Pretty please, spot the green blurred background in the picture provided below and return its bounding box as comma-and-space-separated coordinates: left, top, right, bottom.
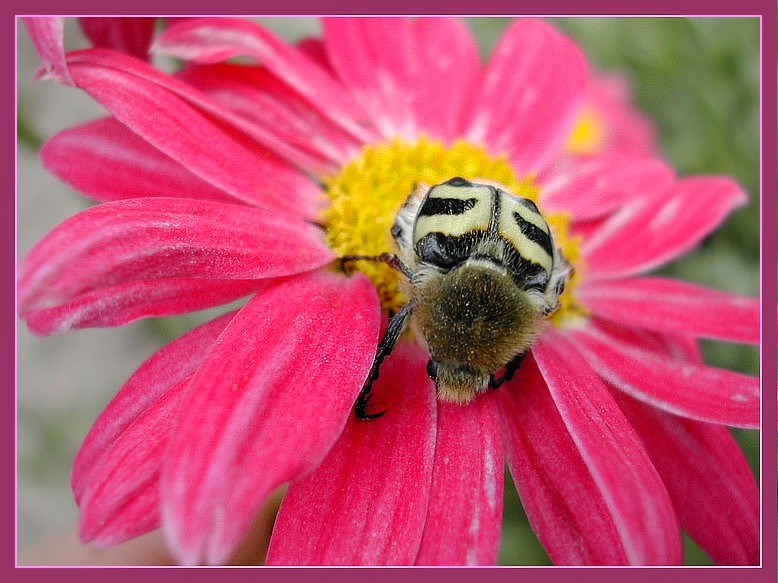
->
17, 17, 760, 566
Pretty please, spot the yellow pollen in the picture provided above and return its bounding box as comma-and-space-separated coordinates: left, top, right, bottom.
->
323, 136, 586, 325
565, 106, 607, 156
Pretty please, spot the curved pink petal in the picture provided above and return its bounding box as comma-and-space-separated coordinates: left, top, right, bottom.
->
23, 278, 264, 335
62, 45, 334, 192
64, 48, 324, 219
18, 197, 333, 313
415, 395, 504, 565
73, 313, 235, 546
152, 17, 373, 143
161, 271, 381, 565
534, 331, 682, 565
615, 393, 759, 565
78, 377, 189, 547
463, 19, 588, 174
40, 117, 239, 204
179, 64, 358, 172
23, 17, 73, 85
267, 338, 436, 566
322, 17, 480, 140
173, 67, 332, 176
571, 320, 760, 428
72, 311, 235, 501
540, 153, 675, 220
579, 277, 759, 344
78, 17, 157, 60
582, 177, 748, 279
499, 355, 628, 564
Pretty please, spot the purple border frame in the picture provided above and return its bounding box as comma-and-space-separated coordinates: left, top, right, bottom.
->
7, 0, 776, 582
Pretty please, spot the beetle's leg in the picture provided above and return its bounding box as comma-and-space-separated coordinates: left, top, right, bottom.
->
340, 253, 414, 280
355, 298, 417, 420
489, 352, 526, 389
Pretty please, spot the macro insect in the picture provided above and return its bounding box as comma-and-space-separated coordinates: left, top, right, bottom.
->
344, 177, 571, 419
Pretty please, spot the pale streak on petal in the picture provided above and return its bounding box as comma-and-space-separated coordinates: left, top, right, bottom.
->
582, 177, 747, 279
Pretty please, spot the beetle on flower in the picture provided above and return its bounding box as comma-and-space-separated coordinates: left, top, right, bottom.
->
18, 16, 759, 566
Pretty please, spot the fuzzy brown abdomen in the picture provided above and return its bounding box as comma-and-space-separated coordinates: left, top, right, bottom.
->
412, 264, 540, 374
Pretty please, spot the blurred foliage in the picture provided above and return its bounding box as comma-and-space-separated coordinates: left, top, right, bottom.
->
17, 115, 43, 150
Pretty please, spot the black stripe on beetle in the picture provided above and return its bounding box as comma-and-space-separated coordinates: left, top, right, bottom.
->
418, 196, 478, 217
512, 211, 554, 257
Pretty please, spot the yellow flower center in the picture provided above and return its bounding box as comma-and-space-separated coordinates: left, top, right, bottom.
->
565, 106, 607, 155
323, 137, 585, 326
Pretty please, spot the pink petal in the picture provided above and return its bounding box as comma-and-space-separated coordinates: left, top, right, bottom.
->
583, 320, 702, 363
18, 197, 333, 314
73, 312, 235, 544
615, 393, 759, 565
582, 177, 748, 279
534, 331, 683, 565
322, 17, 480, 141
23, 17, 73, 85
463, 19, 588, 174
585, 72, 657, 156
23, 278, 264, 335
72, 312, 235, 500
161, 271, 381, 565
41, 117, 239, 204
78, 17, 157, 60
415, 395, 504, 565
661, 333, 704, 364
295, 38, 329, 70
65, 48, 324, 219
78, 377, 189, 546
178, 64, 359, 172
566, 215, 606, 244
267, 338, 436, 566
152, 17, 373, 143
540, 153, 675, 220
579, 276, 759, 344
594, 322, 706, 369
499, 354, 628, 564
572, 320, 760, 428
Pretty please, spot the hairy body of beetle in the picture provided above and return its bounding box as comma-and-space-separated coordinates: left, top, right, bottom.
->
345, 177, 570, 419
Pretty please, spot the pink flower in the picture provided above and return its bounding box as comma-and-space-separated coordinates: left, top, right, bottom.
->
19, 17, 759, 566
567, 71, 658, 157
